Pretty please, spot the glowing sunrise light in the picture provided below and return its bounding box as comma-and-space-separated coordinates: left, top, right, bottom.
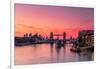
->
15, 4, 94, 38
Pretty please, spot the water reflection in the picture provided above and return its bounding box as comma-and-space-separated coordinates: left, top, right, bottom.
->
15, 44, 93, 65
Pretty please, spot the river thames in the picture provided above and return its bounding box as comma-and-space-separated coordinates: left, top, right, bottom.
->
15, 44, 93, 65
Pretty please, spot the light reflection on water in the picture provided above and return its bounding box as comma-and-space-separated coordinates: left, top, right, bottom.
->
15, 44, 93, 65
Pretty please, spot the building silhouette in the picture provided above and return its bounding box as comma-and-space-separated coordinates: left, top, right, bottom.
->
78, 30, 94, 47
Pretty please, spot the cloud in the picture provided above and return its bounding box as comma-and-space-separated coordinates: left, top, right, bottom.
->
17, 23, 41, 29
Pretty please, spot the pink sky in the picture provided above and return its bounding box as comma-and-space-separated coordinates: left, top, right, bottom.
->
15, 4, 94, 38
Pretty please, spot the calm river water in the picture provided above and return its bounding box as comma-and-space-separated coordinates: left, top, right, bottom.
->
15, 44, 93, 65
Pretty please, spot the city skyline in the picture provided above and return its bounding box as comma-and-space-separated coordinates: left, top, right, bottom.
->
15, 4, 94, 38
